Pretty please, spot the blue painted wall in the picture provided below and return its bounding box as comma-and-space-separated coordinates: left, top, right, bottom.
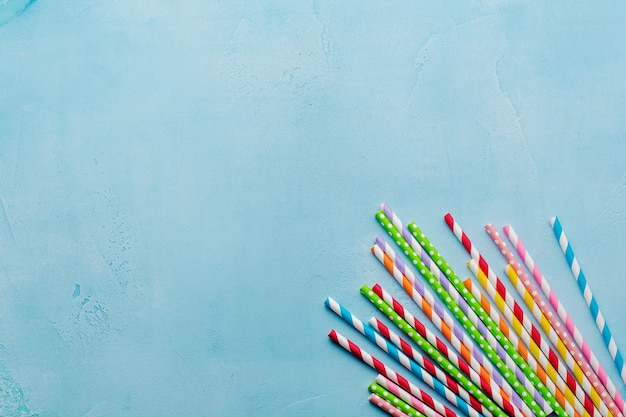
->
1, 1, 626, 416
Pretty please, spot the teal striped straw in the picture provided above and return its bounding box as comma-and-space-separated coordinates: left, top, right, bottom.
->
551, 216, 626, 385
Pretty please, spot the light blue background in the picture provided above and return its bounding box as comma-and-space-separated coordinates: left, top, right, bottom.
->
1, 1, 626, 416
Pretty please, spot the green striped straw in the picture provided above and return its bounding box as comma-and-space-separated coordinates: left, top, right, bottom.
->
369, 381, 425, 417
361, 284, 510, 417
404, 218, 568, 417
375, 210, 565, 417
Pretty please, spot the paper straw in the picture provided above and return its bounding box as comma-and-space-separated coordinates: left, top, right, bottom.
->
400, 220, 574, 417
467, 259, 596, 417
372, 242, 531, 417
371, 238, 545, 417
325, 297, 490, 417
366, 289, 529, 417
461, 273, 571, 413
373, 239, 467, 359
370, 232, 552, 415
378, 210, 554, 417
377, 206, 559, 417
369, 382, 424, 417
376, 375, 446, 417
487, 224, 623, 417
378, 208, 550, 415
369, 392, 413, 417
369, 316, 508, 417
372, 240, 489, 373
328, 329, 462, 417
551, 216, 626, 385
445, 213, 605, 417
370, 284, 522, 417
504, 224, 625, 412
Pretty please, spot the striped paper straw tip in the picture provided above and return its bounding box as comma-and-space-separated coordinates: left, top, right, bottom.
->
369, 382, 423, 417
326, 293, 493, 417
327, 329, 391, 378
328, 328, 461, 417
369, 392, 413, 417
375, 374, 449, 417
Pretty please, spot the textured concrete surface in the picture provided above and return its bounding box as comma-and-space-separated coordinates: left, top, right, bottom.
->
1, 1, 626, 416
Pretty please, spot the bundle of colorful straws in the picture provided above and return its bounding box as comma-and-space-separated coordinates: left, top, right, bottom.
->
325, 204, 626, 417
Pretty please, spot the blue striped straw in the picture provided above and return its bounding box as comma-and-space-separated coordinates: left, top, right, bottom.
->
550, 215, 626, 385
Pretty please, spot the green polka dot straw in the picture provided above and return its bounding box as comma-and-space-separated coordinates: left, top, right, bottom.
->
369, 381, 424, 417
375, 207, 566, 417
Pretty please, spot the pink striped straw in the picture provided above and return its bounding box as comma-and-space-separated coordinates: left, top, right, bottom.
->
503, 224, 625, 413
369, 392, 412, 417
446, 214, 609, 417
486, 225, 622, 417
376, 374, 446, 417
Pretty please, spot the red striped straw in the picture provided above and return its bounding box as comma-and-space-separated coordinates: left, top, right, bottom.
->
445, 213, 607, 417
467, 258, 601, 417
369, 392, 412, 417
376, 374, 446, 417
369, 316, 527, 417
463, 271, 584, 417
486, 224, 623, 417
382, 205, 555, 415
326, 296, 489, 417
503, 224, 625, 414
328, 329, 461, 417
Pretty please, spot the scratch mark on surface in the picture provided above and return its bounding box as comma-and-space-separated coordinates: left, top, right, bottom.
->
443, 136, 454, 187
599, 172, 626, 228
0, 0, 37, 27
320, 25, 335, 66
312, 1, 335, 69
451, 13, 496, 29
493, 54, 538, 182
277, 392, 326, 415
229, 6, 250, 42
82, 400, 134, 417
405, 33, 433, 110
292, 246, 327, 286
494, 56, 521, 125
406, 13, 496, 112
11, 115, 24, 191
217, 373, 237, 416
0, 196, 15, 244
